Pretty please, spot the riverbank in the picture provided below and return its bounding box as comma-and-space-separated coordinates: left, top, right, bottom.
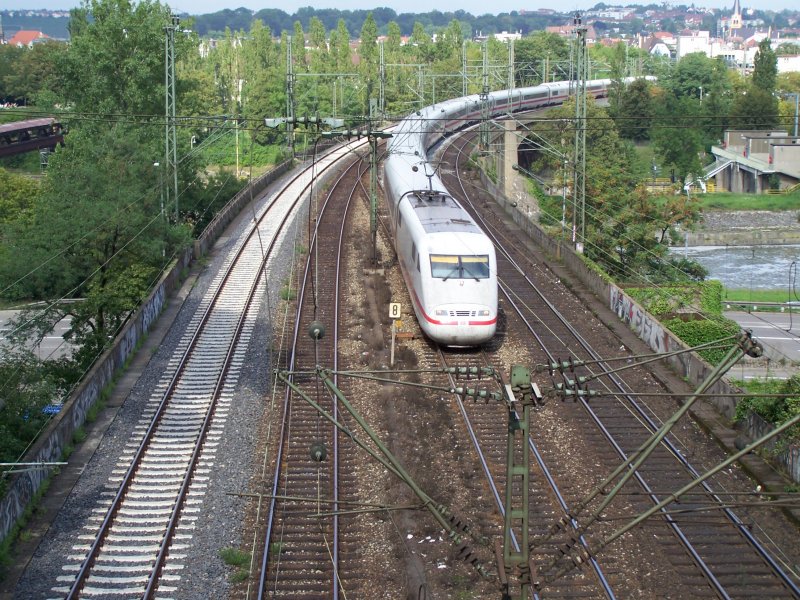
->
683, 209, 800, 246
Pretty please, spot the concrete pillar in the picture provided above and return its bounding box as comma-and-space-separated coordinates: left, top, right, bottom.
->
503, 119, 518, 198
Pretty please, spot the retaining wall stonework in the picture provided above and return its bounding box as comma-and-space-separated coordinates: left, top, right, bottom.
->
0, 161, 292, 545
482, 172, 800, 484
681, 210, 800, 247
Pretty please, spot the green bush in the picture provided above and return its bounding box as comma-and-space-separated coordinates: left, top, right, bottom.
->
735, 375, 800, 442
625, 280, 723, 318
662, 315, 741, 365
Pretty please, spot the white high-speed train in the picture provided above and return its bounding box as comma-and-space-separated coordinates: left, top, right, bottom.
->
383, 78, 626, 345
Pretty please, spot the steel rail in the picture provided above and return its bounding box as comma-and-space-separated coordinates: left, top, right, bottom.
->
66, 150, 353, 598
447, 129, 800, 597
257, 144, 370, 598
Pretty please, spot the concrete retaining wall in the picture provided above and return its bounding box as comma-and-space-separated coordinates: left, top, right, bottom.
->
683, 228, 800, 246
744, 412, 800, 485
481, 171, 800, 484
0, 161, 292, 545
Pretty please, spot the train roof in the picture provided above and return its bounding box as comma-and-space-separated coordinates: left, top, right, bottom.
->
406, 192, 482, 235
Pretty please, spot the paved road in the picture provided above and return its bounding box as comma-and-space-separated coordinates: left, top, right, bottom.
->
0, 310, 73, 360
725, 310, 800, 380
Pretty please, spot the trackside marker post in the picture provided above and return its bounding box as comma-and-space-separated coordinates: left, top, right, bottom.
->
389, 303, 401, 366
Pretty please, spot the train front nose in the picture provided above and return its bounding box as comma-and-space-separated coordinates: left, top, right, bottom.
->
429, 304, 496, 346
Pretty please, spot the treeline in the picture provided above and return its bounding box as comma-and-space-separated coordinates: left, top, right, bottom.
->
0, 13, 71, 40
191, 7, 564, 38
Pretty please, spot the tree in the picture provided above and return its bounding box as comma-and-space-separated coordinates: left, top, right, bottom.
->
519, 97, 696, 281
333, 19, 352, 71
666, 52, 724, 100
513, 31, 569, 86
0, 347, 71, 471
386, 21, 402, 54
293, 21, 306, 71
309, 16, 327, 50
775, 43, 800, 57
605, 42, 628, 120
3, 41, 65, 106
58, 0, 178, 115
752, 38, 777, 94
411, 21, 433, 63
0, 124, 179, 368
0, 45, 23, 102
359, 13, 379, 111
652, 93, 704, 183
0, 168, 39, 225
0, 0, 210, 369
616, 78, 654, 141
0, 40, 67, 108
730, 87, 779, 129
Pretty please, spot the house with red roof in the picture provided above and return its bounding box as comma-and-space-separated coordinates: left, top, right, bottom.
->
8, 30, 50, 48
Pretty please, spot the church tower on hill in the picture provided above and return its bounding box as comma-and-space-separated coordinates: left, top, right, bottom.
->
730, 0, 743, 36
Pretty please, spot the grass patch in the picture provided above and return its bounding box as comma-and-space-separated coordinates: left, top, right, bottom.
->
219, 547, 251, 584
229, 569, 250, 583
72, 427, 87, 444
697, 193, 800, 211
723, 288, 799, 305
733, 375, 800, 445
0, 475, 53, 582
219, 547, 250, 568
270, 541, 283, 556
85, 397, 106, 424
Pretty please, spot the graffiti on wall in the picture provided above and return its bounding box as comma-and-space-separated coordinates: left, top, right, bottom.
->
609, 285, 668, 354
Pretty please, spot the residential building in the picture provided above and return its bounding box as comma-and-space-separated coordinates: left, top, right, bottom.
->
8, 30, 49, 48
710, 130, 800, 193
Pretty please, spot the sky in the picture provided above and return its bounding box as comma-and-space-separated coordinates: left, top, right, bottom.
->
5, 1, 799, 17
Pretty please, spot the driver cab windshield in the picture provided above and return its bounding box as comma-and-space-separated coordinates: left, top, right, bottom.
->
430, 254, 490, 280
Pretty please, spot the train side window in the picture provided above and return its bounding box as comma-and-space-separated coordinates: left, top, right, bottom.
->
398, 211, 402, 228
416, 253, 420, 272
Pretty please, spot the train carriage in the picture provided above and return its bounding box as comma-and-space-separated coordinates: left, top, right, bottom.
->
383, 77, 651, 345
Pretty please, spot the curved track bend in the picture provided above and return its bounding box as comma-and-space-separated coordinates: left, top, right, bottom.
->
435, 130, 800, 598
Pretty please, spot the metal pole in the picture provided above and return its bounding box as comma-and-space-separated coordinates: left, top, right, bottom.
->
164, 14, 179, 221
462, 40, 468, 97
480, 41, 490, 151
508, 39, 514, 110
379, 41, 386, 119
572, 13, 587, 251
286, 36, 295, 157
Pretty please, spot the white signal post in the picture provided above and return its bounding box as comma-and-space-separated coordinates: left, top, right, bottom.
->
389, 303, 401, 366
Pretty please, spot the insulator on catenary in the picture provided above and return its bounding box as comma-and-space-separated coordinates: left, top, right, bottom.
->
309, 441, 327, 462
308, 320, 325, 340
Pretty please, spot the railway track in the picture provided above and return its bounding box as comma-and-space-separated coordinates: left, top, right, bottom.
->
51, 124, 799, 599
435, 130, 800, 598
55, 143, 366, 599
256, 150, 372, 598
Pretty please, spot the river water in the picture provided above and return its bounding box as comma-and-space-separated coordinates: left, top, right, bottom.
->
671, 244, 800, 290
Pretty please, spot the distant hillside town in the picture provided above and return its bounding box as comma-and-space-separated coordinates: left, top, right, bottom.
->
1, 3, 799, 72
